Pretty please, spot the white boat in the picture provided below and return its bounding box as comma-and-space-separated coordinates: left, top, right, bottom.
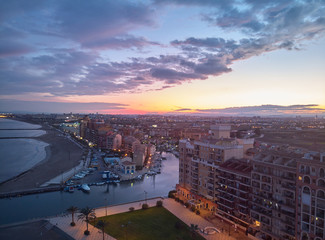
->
81, 184, 90, 192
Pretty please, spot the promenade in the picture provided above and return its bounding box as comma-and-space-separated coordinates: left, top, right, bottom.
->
48, 197, 250, 240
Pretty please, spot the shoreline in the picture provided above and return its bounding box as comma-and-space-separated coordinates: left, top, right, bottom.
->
0, 119, 84, 193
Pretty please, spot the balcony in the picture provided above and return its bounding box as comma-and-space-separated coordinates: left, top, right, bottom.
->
251, 205, 272, 217
208, 173, 214, 179
261, 184, 271, 192
261, 176, 271, 184
252, 173, 260, 180
191, 162, 198, 167
218, 194, 235, 203
282, 182, 295, 191
192, 174, 198, 180
283, 191, 294, 199
281, 174, 296, 182
316, 199, 325, 209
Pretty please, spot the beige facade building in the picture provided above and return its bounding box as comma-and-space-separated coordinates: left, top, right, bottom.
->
216, 159, 252, 228
250, 150, 302, 240
178, 137, 244, 211
210, 125, 231, 139
133, 142, 147, 168
296, 152, 325, 240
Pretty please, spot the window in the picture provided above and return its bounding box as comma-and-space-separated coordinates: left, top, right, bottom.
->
300, 165, 305, 174
303, 176, 311, 184
316, 190, 325, 199
318, 179, 325, 188
320, 168, 325, 178
303, 186, 311, 195
301, 232, 309, 240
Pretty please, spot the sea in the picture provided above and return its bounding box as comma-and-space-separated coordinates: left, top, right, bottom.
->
0, 118, 179, 225
0, 118, 47, 183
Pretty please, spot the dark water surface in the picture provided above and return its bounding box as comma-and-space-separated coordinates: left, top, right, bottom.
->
0, 153, 178, 225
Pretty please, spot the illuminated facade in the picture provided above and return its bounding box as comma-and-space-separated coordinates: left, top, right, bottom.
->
296, 152, 325, 240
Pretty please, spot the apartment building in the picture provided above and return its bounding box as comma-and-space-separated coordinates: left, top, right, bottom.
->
216, 159, 252, 228
296, 152, 325, 240
178, 137, 244, 211
250, 151, 302, 240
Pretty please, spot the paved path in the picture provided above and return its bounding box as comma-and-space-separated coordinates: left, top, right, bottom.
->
48, 198, 162, 240
48, 197, 248, 240
163, 198, 244, 240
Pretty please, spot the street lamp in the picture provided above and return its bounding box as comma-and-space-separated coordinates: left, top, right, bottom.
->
105, 198, 108, 216
144, 191, 147, 204
121, 221, 131, 240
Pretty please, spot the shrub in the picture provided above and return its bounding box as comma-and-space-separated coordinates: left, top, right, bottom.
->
142, 203, 149, 209
184, 202, 190, 208
84, 230, 90, 235
179, 200, 184, 204
156, 200, 163, 207
190, 206, 196, 212
168, 190, 176, 198
175, 197, 180, 202
196, 210, 200, 215
129, 207, 135, 211
70, 222, 76, 226
174, 221, 183, 230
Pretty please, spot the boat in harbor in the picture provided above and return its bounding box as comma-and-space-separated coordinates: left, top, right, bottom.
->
68, 186, 74, 193
81, 184, 90, 192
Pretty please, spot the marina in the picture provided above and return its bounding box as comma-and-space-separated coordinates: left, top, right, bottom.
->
0, 152, 178, 225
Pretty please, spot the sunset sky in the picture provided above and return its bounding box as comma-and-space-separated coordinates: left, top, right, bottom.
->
1, 0, 325, 116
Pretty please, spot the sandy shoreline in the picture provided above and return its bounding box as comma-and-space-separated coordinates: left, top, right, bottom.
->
0, 121, 84, 193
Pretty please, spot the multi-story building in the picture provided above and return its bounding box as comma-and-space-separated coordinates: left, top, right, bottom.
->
250, 150, 302, 240
133, 143, 147, 168
146, 144, 156, 157
107, 133, 122, 150
178, 136, 244, 211
216, 159, 252, 228
296, 152, 325, 240
123, 136, 140, 153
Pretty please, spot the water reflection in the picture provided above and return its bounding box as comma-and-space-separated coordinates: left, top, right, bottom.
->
0, 153, 178, 225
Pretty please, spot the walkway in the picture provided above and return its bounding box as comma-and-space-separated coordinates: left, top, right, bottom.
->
47, 198, 162, 240
48, 197, 250, 240
163, 198, 249, 240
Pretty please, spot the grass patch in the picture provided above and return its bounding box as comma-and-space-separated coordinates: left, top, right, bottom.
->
91, 207, 204, 240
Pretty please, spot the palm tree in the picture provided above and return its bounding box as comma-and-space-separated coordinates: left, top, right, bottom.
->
96, 220, 109, 240
66, 206, 78, 226
78, 206, 96, 235
190, 224, 199, 239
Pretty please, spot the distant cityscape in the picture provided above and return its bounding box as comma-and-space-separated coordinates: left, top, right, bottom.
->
1, 113, 324, 239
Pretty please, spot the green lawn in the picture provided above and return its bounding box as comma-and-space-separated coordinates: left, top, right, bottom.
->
91, 206, 205, 240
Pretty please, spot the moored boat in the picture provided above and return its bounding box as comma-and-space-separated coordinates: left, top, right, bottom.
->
81, 184, 90, 192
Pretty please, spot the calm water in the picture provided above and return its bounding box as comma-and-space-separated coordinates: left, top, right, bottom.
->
0, 118, 41, 129
0, 129, 46, 138
0, 139, 49, 182
0, 118, 48, 183
0, 153, 179, 225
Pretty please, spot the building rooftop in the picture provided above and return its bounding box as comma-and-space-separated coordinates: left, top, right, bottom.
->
219, 159, 252, 175
122, 161, 135, 166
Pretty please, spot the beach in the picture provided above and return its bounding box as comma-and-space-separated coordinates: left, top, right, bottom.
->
0, 121, 84, 193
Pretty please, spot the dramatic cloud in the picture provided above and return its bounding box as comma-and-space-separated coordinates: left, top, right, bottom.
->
0, 0, 324, 98
174, 104, 325, 116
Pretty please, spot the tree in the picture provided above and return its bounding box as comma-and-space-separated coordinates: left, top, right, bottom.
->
156, 200, 163, 207
96, 220, 109, 240
190, 224, 199, 239
78, 206, 96, 235
142, 203, 149, 209
66, 206, 78, 226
